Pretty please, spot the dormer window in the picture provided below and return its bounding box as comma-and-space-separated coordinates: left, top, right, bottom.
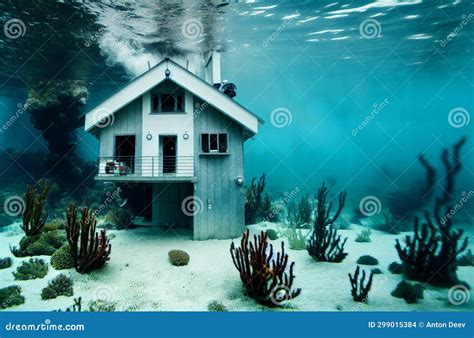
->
151, 91, 185, 113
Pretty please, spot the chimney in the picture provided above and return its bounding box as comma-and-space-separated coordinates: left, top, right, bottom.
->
205, 51, 221, 85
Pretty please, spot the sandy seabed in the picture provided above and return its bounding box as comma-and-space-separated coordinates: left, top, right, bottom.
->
1, 222, 473, 312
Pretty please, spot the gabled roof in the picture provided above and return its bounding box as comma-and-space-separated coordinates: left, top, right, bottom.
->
84, 58, 263, 137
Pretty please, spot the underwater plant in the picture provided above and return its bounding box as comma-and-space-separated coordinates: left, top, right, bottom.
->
66, 203, 112, 273
105, 207, 134, 230
395, 138, 469, 287
41, 274, 74, 300
355, 227, 372, 243
287, 195, 311, 227
0, 286, 25, 309
207, 300, 228, 312
13, 258, 48, 280
10, 229, 67, 257
89, 299, 116, 312
0, 257, 12, 269
244, 172, 271, 224
56, 297, 83, 312
356, 255, 379, 266
457, 249, 474, 267
168, 250, 190, 266
391, 281, 424, 304
265, 229, 279, 240
282, 224, 308, 250
230, 230, 301, 307
348, 266, 374, 303
51, 244, 75, 270
307, 182, 348, 263
21, 180, 50, 236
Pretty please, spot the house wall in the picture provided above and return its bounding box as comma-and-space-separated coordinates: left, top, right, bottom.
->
193, 97, 245, 240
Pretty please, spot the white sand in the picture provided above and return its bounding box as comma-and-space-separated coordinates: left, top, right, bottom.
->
0, 222, 472, 312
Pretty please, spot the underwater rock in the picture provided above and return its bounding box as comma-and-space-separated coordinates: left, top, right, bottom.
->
13, 258, 48, 280
372, 268, 383, 274
265, 229, 279, 240
168, 250, 190, 266
356, 255, 379, 266
0, 286, 25, 309
41, 274, 74, 300
0, 257, 12, 269
51, 244, 74, 270
207, 300, 228, 312
388, 262, 403, 274
391, 281, 424, 304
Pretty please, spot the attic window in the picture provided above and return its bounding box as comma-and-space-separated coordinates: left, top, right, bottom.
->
151, 91, 185, 113
201, 133, 228, 154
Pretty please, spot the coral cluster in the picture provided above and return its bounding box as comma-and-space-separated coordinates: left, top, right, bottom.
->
66, 203, 111, 273
230, 230, 301, 307
11, 230, 66, 257
50, 244, 75, 270
307, 182, 348, 262
0, 286, 25, 309
208, 300, 228, 312
356, 255, 379, 266
88, 299, 116, 312
168, 250, 190, 266
41, 274, 74, 300
13, 258, 48, 280
21, 180, 50, 236
391, 281, 424, 304
0, 257, 12, 269
348, 266, 374, 303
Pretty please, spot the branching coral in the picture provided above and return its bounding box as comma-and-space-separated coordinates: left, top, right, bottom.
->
41, 274, 74, 300
22, 180, 50, 236
13, 258, 48, 280
230, 230, 301, 307
66, 203, 111, 273
244, 173, 271, 224
348, 266, 374, 303
287, 195, 311, 226
307, 182, 348, 262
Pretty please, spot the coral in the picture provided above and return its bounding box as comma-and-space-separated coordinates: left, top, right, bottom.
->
51, 244, 74, 270
244, 173, 271, 224
21, 180, 50, 236
282, 224, 308, 250
457, 249, 474, 267
168, 250, 190, 266
391, 281, 424, 304
395, 137, 469, 287
11, 230, 67, 257
348, 266, 374, 303
41, 274, 74, 300
307, 182, 348, 263
372, 268, 383, 274
388, 261, 403, 274
230, 230, 301, 307
356, 255, 379, 266
105, 208, 134, 230
287, 195, 311, 226
42, 220, 65, 232
56, 297, 83, 312
0, 257, 12, 269
355, 228, 372, 243
66, 203, 111, 273
13, 258, 48, 280
89, 299, 116, 312
265, 229, 279, 240
0, 286, 25, 309
208, 300, 228, 312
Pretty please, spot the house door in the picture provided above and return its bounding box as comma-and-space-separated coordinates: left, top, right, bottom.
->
160, 135, 177, 174
115, 135, 135, 173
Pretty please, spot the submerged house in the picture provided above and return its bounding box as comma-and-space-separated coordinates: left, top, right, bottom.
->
84, 53, 262, 240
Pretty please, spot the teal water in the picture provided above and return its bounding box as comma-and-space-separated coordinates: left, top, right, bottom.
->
0, 1, 472, 207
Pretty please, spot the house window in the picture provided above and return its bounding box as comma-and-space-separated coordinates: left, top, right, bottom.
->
201, 133, 228, 153
151, 92, 185, 113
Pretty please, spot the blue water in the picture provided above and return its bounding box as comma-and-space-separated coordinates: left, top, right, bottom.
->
0, 0, 472, 203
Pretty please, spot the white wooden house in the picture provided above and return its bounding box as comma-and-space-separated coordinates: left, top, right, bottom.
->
84, 53, 262, 240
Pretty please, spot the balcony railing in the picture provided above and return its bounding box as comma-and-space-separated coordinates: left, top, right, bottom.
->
97, 156, 194, 179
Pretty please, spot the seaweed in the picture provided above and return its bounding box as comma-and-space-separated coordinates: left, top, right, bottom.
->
244, 173, 271, 224
41, 274, 74, 300
395, 138, 469, 287
348, 266, 374, 303
355, 228, 372, 243
66, 203, 111, 273
13, 258, 48, 280
287, 195, 311, 226
307, 182, 348, 262
21, 180, 50, 236
0, 286, 25, 309
282, 224, 308, 250
230, 230, 301, 307
0, 257, 12, 269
